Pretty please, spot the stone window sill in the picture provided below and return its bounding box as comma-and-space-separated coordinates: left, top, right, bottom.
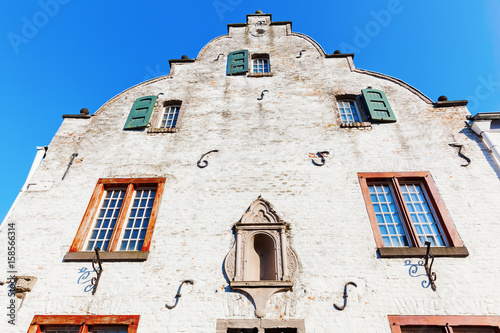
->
340, 122, 372, 128
230, 281, 293, 288
64, 251, 149, 262
248, 72, 273, 77
148, 127, 178, 134
377, 246, 469, 258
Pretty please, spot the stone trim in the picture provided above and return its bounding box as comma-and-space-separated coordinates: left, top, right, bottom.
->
434, 100, 469, 107
378, 246, 469, 258
216, 319, 305, 333
64, 251, 149, 262
340, 122, 372, 129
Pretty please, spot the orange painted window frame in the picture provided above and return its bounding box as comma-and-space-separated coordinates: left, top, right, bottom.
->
69, 178, 166, 253
27, 315, 140, 333
388, 315, 500, 332
358, 172, 463, 248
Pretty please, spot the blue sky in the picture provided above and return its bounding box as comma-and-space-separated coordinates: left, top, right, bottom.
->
1, 0, 499, 222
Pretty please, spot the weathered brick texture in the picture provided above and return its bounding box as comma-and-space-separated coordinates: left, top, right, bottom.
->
1, 13, 500, 333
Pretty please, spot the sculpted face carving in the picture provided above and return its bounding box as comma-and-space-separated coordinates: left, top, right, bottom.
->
224, 197, 299, 318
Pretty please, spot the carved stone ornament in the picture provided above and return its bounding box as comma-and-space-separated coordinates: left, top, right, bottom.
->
224, 197, 299, 318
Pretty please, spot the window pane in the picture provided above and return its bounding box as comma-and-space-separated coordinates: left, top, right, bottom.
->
337, 100, 361, 123
253, 58, 270, 73
400, 184, 446, 246
160, 105, 180, 129
369, 184, 409, 247
120, 189, 156, 251
86, 189, 126, 251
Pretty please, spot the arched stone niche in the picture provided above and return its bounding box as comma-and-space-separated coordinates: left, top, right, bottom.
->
224, 198, 299, 318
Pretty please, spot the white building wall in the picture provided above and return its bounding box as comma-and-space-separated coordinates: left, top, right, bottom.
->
1, 13, 500, 333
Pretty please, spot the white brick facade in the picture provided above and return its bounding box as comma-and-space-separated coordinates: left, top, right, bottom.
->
1, 12, 500, 333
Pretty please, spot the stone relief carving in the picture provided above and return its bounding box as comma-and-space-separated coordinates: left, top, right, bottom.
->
223, 197, 299, 318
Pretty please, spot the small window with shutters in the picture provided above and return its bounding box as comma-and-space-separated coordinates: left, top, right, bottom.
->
227, 50, 249, 75
123, 96, 157, 130
361, 88, 396, 123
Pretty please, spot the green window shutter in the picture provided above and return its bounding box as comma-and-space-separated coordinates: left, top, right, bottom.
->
226, 50, 249, 75
361, 89, 396, 123
123, 96, 157, 130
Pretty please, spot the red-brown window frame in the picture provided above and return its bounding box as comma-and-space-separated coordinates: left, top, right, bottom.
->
27, 315, 140, 333
69, 178, 165, 253
358, 172, 464, 255
388, 315, 500, 333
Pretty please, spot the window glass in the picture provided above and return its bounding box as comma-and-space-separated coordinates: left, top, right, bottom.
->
86, 189, 126, 251
369, 184, 409, 247
338, 100, 361, 123
400, 183, 446, 246
120, 188, 156, 251
253, 58, 270, 73
160, 105, 180, 129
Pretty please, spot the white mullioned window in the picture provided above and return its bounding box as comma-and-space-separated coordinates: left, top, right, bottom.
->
160, 105, 180, 129
337, 100, 362, 123
252, 57, 270, 73
119, 187, 156, 251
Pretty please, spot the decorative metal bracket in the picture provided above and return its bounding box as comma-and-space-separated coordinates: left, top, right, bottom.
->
165, 279, 194, 309
257, 90, 269, 100
296, 49, 306, 58
334, 281, 357, 311
312, 151, 329, 166
62, 153, 78, 180
214, 53, 224, 61
448, 144, 471, 167
197, 150, 219, 168
91, 247, 103, 295
423, 242, 437, 291
157, 92, 164, 98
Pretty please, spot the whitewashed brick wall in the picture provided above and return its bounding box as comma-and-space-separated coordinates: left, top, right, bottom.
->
2, 13, 500, 333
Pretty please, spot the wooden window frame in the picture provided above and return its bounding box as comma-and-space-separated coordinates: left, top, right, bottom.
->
388, 315, 500, 333
64, 178, 165, 262
27, 315, 139, 333
358, 172, 468, 258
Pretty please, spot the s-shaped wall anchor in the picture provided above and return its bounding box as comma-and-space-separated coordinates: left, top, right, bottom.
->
312, 151, 329, 166
334, 281, 357, 311
197, 150, 219, 168
214, 53, 224, 61
165, 280, 194, 309
257, 90, 269, 100
296, 50, 306, 58
448, 143, 471, 167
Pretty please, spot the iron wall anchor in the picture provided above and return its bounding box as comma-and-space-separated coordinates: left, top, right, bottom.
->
257, 90, 269, 100
166, 280, 194, 309
197, 150, 219, 168
424, 241, 437, 291
334, 281, 357, 311
448, 143, 471, 167
91, 247, 103, 295
62, 153, 78, 180
312, 151, 329, 166
214, 53, 224, 61
296, 50, 306, 58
